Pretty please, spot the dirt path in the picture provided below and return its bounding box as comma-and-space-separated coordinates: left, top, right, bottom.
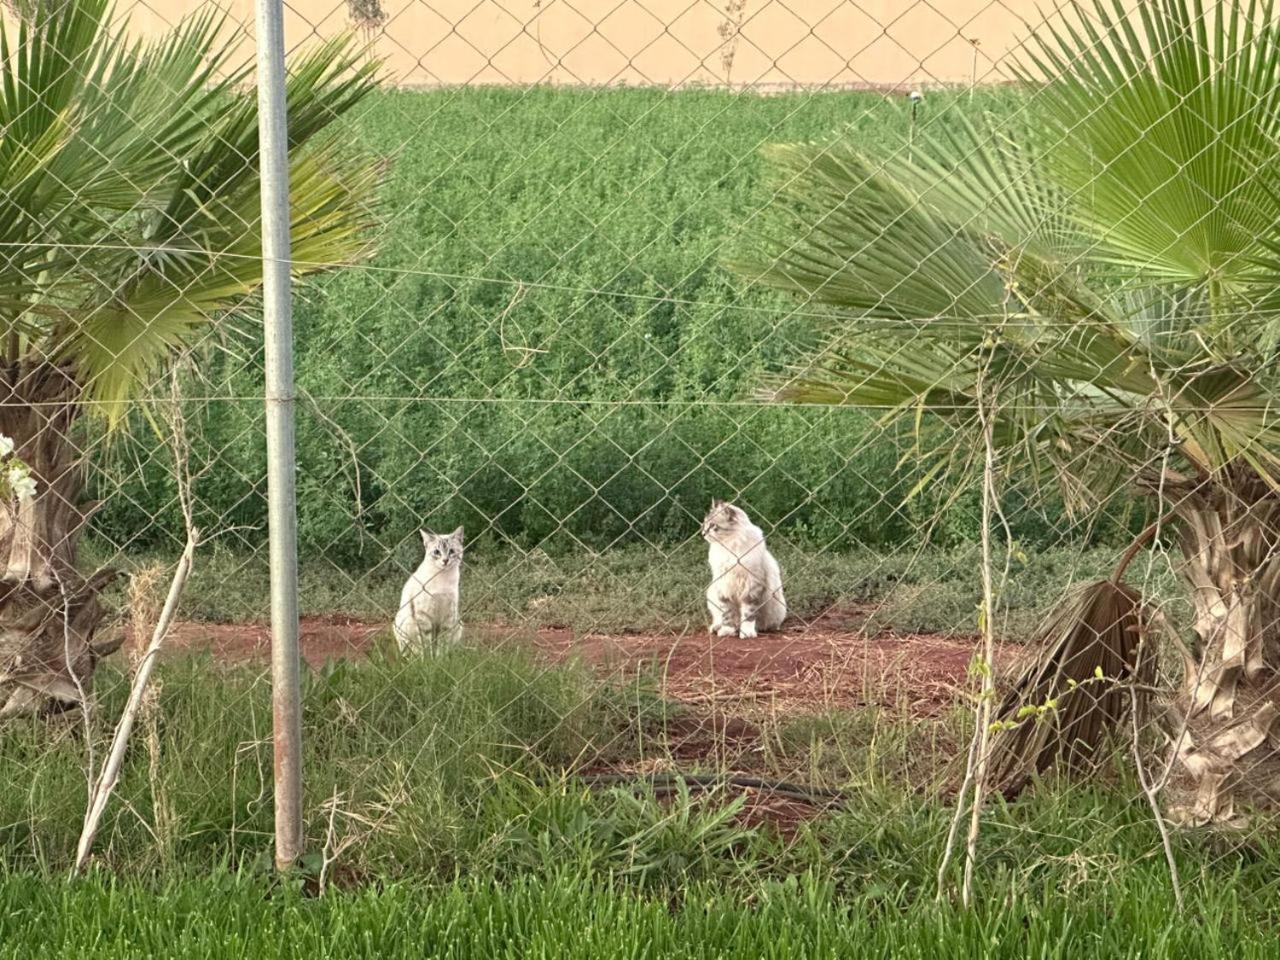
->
156, 607, 1011, 716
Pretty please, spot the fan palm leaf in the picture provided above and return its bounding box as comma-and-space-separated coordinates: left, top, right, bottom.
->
0, 2, 381, 417
738, 0, 1280, 493
736, 0, 1280, 821
0, 0, 383, 719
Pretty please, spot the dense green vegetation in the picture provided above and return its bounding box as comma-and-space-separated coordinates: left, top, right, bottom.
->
89, 86, 1106, 566
0, 643, 1203, 880
3, 867, 1277, 959
0, 649, 1275, 956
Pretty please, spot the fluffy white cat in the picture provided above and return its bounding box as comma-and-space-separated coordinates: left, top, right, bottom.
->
394, 527, 464, 652
701, 500, 786, 639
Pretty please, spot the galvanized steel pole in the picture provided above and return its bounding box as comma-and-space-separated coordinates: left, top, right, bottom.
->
255, 0, 304, 871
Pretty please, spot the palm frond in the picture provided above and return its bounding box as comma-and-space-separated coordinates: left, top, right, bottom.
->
1021, 0, 1280, 307
729, 141, 1008, 325
0, 5, 386, 418
985, 579, 1155, 799
45, 8, 247, 218
0, 0, 106, 264
736, 0, 1280, 508
152, 35, 377, 250
893, 112, 1082, 265
60, 145, 382, 420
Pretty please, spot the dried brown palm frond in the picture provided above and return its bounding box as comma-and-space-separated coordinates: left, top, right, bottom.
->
984, 577, 1158, 800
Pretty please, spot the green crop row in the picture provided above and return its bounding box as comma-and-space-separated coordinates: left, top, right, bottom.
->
89, 86, 1103, 564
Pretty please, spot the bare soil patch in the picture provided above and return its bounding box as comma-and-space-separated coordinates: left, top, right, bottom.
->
156, 606, 1011, 716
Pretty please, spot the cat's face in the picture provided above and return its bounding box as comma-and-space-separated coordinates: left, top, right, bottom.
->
421, 526, 464, 568
701, 500, 745, 542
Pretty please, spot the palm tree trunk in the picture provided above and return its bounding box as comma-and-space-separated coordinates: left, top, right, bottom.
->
0, 361, 117, 717
1165, 473, 1280, 825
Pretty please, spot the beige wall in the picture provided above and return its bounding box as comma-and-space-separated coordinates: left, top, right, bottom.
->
120, 1, 1054, 89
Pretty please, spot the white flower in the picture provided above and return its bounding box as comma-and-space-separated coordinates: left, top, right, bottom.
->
7, 465, 35, 501
11, 475, 36, 500
0, 435, 13, 458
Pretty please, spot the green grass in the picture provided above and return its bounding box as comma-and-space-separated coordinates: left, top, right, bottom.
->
86, 538, 1187, 642
0, 645, 652, 877
2, 867, 1279, 959
1, 641, 952, 879
0, 642, 1260, 887
2, 636, 1277, 954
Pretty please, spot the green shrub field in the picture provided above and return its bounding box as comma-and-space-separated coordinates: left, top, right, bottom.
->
88, 86, 1104, 566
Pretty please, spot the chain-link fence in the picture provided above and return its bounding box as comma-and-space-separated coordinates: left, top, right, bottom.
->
3, 0, 1280, 919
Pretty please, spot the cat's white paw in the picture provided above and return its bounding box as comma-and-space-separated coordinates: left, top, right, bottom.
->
715, 625, 737, 638
738, 622, 758, 639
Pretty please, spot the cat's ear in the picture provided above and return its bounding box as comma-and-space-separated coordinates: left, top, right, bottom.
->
419, 529, 433, 547
451, 526, 464, 543
710, 498, 723, 509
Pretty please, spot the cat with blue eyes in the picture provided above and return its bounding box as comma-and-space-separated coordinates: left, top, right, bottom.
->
701, 500, 786, 639
394, 527, 464, 653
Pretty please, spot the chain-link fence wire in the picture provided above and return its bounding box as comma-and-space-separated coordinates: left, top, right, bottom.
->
3, 0, 1280, 907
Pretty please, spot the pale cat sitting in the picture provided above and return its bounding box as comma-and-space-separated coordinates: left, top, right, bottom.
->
394, 527, 464, 652
701, 500, 786, 639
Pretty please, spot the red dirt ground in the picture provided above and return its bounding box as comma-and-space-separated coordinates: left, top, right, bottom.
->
156, 606, 1013, 717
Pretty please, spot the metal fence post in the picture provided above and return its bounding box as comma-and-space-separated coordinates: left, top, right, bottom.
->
255, 0, 304, 871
